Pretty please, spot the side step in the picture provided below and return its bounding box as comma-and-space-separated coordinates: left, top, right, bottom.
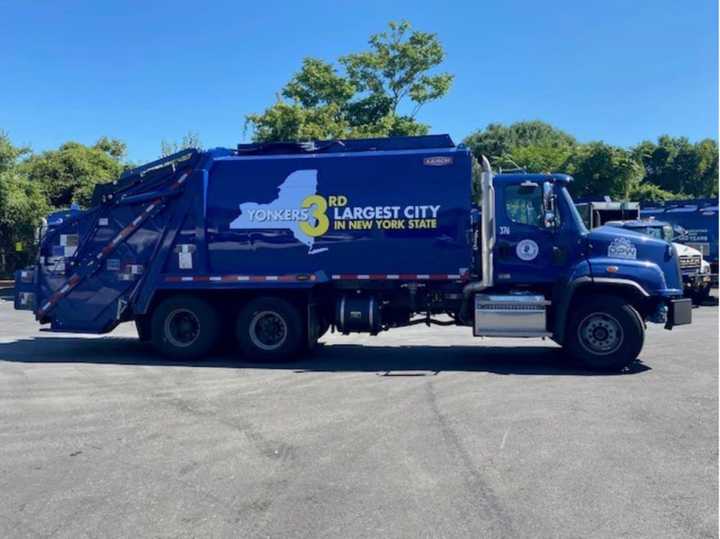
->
473, 294, 551, 338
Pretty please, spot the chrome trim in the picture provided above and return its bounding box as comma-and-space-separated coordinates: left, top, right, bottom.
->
474, 294, 549, 337
462, 155, 495, 307
480, 155, 495, 290
368, 296, 374, 329
339, 296, 346, 331
592, 277, 650, 297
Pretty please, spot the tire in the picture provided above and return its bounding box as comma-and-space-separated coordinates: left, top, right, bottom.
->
691, 285, 710, 306
236, 296, 304, 361
317, 318, 331, 340
135, 315, 151, 342
150, 295, 220, 360
564, 295, 644, 372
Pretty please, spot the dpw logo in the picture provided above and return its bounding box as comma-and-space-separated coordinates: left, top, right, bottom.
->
608, 237, 637, 260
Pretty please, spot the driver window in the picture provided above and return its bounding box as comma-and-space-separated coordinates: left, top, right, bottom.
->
505, 185, 543, 227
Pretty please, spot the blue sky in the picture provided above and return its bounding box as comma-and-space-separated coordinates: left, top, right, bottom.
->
1, 0, 717, 163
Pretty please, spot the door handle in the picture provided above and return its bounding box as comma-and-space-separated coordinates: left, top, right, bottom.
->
497, 240, 514, 258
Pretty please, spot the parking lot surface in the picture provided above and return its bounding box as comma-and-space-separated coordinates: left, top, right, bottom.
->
0, 289, 717, 538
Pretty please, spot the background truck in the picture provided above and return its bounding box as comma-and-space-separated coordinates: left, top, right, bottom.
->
640, 199, 719, 282
603, 219, 712, 304
14, 135, 691, 372
576, 199, 640, 229
576, 199, 715, 301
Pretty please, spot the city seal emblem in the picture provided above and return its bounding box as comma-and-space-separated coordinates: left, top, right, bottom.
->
516, 239, 539, 261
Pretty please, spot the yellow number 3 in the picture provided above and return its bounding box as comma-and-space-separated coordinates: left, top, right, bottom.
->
299, 195, 329, 237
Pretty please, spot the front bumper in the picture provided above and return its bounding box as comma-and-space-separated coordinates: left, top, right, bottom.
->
665, 297, 692, 329
682, 271, 711, 292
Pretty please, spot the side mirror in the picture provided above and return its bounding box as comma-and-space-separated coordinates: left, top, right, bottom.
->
543, 182, 557, 228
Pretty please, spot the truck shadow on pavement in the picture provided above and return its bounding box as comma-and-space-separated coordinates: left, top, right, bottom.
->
0, 336, 651, 376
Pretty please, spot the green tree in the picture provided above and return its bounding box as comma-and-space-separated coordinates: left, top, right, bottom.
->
0, 130, 30, 173
503, 144, 575, 173
628, 182, 678, 202
464, 121, 577, 167
20, 138, 125, 207
94, 136, 127, 160
694, 138, 719, 197
161, 130, 202, 157
632, 136, 719, 197
568, 143, 644, 200
246, 20, 453, 142
0, 133, 50, 275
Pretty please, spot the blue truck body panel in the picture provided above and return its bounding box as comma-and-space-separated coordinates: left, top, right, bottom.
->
585, 225, 683, 295
203, 147, 472, 277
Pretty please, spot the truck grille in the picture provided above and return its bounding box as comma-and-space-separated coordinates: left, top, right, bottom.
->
679, 254, 701, 270
687, 242, 709, 256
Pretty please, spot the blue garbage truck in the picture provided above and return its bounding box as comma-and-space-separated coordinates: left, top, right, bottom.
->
14, 135, 692, 371
640, 199, 719, 279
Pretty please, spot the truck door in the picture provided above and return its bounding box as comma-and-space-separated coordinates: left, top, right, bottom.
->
494, 181, 572, 284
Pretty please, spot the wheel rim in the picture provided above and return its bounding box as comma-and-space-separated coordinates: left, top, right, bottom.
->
165, 309, 201, 348
249, 311, 287, 351
577, 312, 624, 356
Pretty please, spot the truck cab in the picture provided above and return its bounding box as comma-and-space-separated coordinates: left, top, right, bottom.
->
468, 161, 690, 369
14, 136, 692, 372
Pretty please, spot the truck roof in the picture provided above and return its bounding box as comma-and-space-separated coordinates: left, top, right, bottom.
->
235, 134, 457, 155
493, 173, 573, 185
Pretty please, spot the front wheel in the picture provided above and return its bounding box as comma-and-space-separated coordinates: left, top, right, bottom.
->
691, 284, 711, 305
564, 295, 644, 372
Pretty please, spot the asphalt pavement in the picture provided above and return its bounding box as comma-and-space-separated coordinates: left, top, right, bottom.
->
0, 288, 717, 538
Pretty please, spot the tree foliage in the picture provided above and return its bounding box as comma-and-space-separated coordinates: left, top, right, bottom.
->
567, 143, 644, 200
464, 121, 577, 167
0, 133, 50, 273
20, 138, 126, 207
633, 136, 718, 197
246, 20, 453, 142
0, 130, 30, 174
161, 131, 202, 157
464, 122, 717, 201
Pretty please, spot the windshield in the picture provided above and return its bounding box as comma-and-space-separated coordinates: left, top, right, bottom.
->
560, 187, 588, 234
627, 225, 673, 242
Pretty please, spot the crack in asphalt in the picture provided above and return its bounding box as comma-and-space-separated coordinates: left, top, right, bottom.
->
424, 381, 516, 538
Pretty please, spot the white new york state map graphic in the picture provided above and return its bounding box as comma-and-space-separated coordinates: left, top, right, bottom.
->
229, 169, 326, 253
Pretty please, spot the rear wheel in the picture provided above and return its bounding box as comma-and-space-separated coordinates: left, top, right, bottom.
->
317, 318, 331, 340
564, 295, 644, 372
236, 297, 304, 361
150, 296, 220, 360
